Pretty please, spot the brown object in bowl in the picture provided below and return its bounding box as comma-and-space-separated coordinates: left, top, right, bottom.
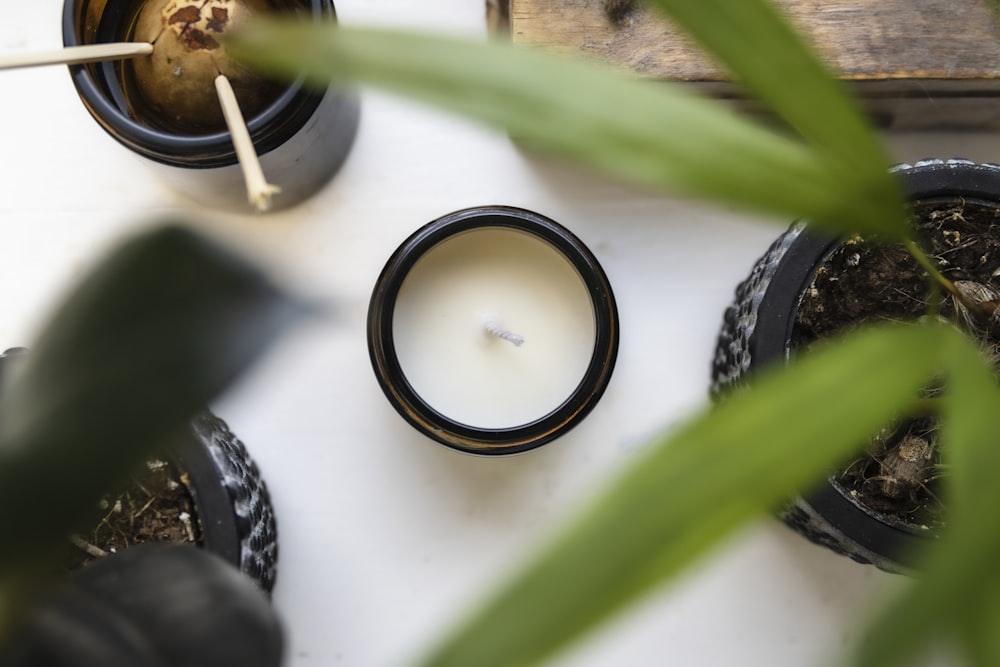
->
129, 0, 283, 132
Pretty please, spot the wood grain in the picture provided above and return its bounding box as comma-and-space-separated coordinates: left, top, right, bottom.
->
495, 0, 1000, 129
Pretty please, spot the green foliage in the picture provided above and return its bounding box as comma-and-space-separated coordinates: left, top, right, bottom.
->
228, 23, 906, 239
642, 0, 889, 174
0, 225, 305, 621
230, 2, 1000, 666
638, 0, 904, 235
854, 334, 1000, 667
419, 323, 954, 667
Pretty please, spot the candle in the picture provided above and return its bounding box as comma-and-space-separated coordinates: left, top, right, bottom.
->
368, 206, 619, 455
394, 227, 595, 428
61, 0, 359, 213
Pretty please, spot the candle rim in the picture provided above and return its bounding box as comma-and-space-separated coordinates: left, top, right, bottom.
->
368, 205, 619, 455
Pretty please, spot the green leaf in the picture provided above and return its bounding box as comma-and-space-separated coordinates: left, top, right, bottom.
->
643, 0, 892, 179
0, 224, 308, 575
419, 323, 950, 667
987, 0, 1000, 26
228, 23, 907, 239
953, 570, 1000, 667
853, 329, 1000, 667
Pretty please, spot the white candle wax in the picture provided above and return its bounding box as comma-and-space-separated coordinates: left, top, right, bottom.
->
392, 228, 596, 429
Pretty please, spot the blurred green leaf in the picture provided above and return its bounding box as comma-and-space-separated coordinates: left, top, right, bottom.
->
988, 0, 1000, 24
229, 23, 906, 239
419, 323, 950, 667
0, 224, 308, 576
643, 0, 893, 179
953, 570, 1000, 667
854, 329, 1000, 667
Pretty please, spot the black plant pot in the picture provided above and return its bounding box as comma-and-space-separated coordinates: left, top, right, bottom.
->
711, 158, 1000, 573
3, 544, 284, 667
167, 411, 279, 591
62, 0, 360, 213
0, 348, 279, 591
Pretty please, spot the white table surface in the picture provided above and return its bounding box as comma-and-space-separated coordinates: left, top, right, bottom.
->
2, 2, 995, 665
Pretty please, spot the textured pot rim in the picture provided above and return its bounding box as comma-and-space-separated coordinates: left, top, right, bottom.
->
750, 159, 1000, 567
170, 412, 278, 591
61, 0, 331, 168
367, 205, 620, 456
167, 418, 242, 566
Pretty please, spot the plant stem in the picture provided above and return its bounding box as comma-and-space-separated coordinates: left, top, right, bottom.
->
926, 278, 943, 320
905, 238, 1000, 325
903, 238, 967, 305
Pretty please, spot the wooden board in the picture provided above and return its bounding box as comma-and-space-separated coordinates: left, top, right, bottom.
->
492, 0, 1000, 129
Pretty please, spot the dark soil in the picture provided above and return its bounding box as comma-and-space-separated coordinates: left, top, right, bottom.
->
792, 197, 1000, 529
67, 458, 202, 569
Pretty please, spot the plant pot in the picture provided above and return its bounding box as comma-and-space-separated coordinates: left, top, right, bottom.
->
710, 158, 1000, 573
0, 348, 279, 591
62, 0, 360, 213
166, 410, 279, 591
3, 544, 285, 667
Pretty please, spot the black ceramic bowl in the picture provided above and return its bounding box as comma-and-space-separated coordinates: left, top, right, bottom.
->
62, 0, 359, 213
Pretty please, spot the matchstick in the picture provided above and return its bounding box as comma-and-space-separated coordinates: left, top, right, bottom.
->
0, 42, 153, 71
214, 74, 282, 213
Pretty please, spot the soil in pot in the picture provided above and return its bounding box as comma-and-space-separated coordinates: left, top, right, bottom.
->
66, 457, 201, 569
791, 196, 1000, 532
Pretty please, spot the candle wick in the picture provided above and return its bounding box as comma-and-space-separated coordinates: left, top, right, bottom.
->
484, 321, 525, 347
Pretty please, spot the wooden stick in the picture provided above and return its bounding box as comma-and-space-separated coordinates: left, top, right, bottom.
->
214, 74, 282, 213
0, 43, 153, 71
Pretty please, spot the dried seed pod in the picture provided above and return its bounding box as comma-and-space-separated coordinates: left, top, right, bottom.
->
129, 0, 283, 132
952, 279, 1000, 353
953, 279, 1000, 307
878, 434, 934, 499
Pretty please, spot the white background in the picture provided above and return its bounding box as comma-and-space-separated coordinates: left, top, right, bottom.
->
1, 2, 993, 665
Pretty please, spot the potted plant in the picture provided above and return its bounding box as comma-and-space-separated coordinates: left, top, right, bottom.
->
226, 0, 1000, 665
713, 158, 1000, 575
0, 348, 281, 592
0, 223, 308, 666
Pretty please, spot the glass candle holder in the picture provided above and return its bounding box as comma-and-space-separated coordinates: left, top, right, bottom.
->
62, 0, 360, 213
368, 206, 619, 455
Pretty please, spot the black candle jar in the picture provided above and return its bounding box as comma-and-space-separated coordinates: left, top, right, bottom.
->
368, 206, 619, 456
62, 0, 360, 213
